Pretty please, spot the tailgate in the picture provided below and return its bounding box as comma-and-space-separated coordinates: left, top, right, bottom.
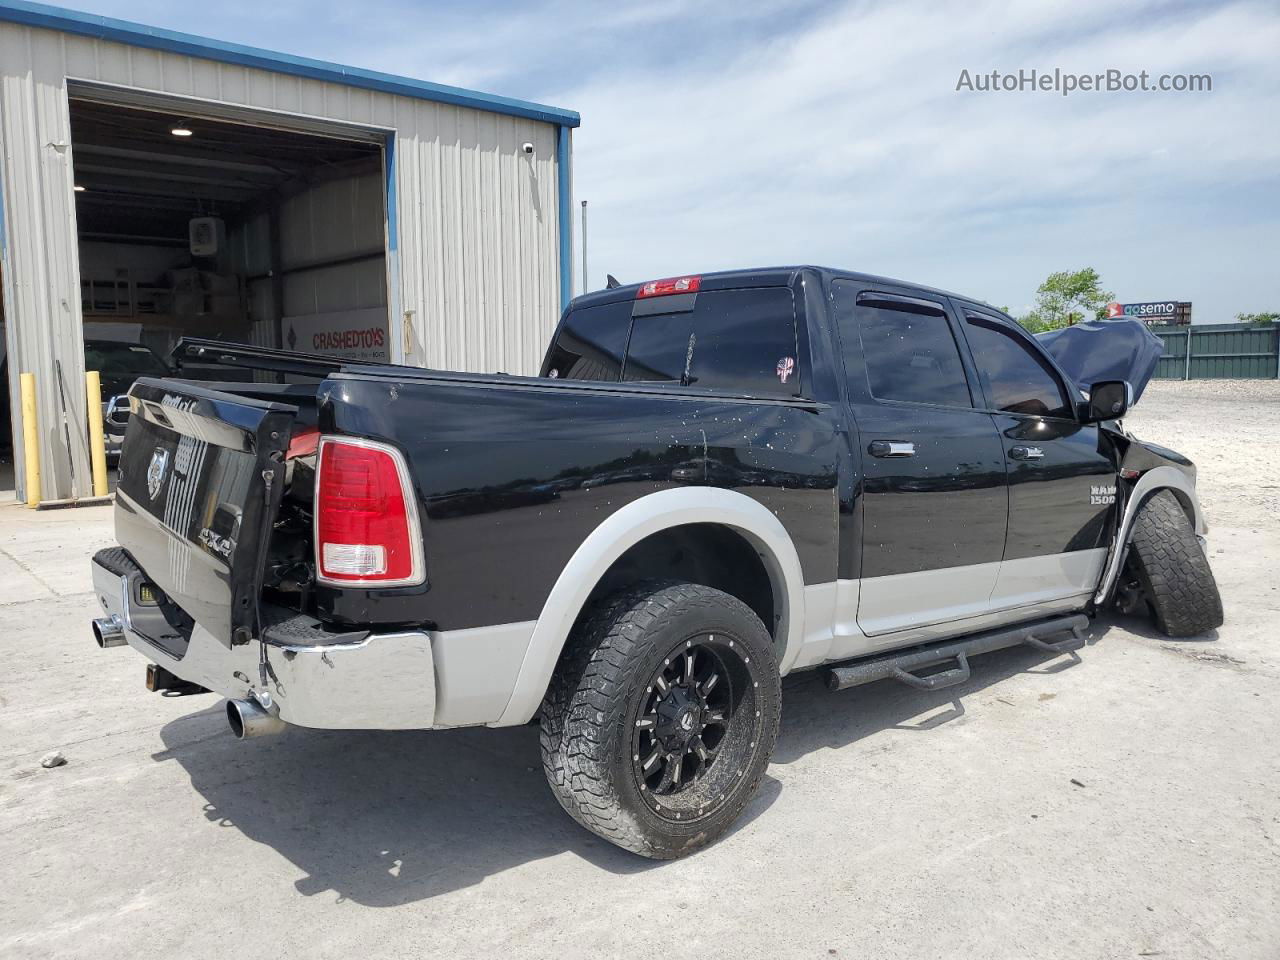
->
115, 378, 296, 647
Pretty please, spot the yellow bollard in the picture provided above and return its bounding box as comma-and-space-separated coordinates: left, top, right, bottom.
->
85, 371, 109, 497
19, 372, 40, 508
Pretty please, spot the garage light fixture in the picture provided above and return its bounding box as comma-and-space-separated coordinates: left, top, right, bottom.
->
170, 121, 194, 137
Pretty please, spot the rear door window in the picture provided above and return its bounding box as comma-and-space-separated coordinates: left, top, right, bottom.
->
625, 288, 798, 396
543, 300, 632, 381
962, 313, 1074, 418
847, 297, 972, 408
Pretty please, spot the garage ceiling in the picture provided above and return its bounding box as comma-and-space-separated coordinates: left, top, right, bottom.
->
69, 99, 382, 244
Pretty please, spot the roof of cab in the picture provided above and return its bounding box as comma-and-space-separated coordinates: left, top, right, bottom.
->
566, 265, 999, 315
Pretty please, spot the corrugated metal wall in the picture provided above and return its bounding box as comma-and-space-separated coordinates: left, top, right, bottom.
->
0, 20, 564, 500
1153, 323, 1280, 380
0, 22, 91, 500
229, 171, 390, 358
279, 172, 387, 322
228, 212, 275, 352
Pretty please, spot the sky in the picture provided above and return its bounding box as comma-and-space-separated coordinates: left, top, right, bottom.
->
67, 0, 1280, 320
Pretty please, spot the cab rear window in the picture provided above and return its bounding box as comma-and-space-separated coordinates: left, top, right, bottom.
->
542, 300, 632, 382
544, 288, 799, 397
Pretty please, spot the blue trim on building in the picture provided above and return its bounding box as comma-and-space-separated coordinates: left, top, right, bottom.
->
382, 131, 405, 362
556, 125, 573, 311
0, 0, 580, 128
384, 134, 398, 254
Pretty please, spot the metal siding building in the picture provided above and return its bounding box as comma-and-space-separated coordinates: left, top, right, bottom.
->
0, 0, 579, 502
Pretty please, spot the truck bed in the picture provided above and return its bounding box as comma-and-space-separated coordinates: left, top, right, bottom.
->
111, 357, 842, 646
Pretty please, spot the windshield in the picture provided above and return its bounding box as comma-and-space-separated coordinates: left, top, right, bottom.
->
84, 342, 170, 379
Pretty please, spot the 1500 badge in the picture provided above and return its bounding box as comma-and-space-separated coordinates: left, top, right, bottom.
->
1090, 484, 1117, 505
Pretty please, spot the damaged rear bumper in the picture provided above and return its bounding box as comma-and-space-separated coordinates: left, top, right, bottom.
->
91, 550, 436, 729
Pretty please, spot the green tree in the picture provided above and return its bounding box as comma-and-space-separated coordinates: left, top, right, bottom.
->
1236, 311, 1279, 326
1016, 268, 1114, 333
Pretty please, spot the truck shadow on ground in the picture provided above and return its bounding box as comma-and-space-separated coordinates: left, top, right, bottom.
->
154, 618, 1122, 907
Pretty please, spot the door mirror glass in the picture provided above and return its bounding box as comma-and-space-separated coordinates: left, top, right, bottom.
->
1082, 380, 1132, 423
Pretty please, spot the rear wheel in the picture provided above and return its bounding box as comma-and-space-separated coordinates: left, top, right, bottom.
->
1123, 490, 1224, 637
539, 581, 781, 859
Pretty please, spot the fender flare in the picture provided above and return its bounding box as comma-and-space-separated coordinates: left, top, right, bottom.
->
1094, 465, 1205, 605
493, 487, 807, 726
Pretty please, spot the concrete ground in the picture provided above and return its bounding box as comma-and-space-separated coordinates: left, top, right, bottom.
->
1, 380, 1277, 960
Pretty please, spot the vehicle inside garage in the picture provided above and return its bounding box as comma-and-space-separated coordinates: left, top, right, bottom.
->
68, 97, 391, 398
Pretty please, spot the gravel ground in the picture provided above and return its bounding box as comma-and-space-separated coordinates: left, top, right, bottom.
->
1126, 379, 1280, 528
0, 379, 1277, 960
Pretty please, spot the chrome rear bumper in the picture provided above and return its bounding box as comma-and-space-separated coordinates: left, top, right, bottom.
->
92, 553, 436, 730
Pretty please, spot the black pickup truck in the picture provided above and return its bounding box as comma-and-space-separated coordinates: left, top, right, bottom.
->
91, 266, 1222, 859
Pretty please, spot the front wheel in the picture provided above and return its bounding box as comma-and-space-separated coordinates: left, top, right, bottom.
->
1123, 490, 1224, 637
539, 581, 781, 859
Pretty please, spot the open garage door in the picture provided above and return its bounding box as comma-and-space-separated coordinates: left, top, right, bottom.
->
68, 98, 391, 406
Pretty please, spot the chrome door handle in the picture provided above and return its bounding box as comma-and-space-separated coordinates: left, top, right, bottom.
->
1009, 445, 1044, 461
868, 440, 915, 458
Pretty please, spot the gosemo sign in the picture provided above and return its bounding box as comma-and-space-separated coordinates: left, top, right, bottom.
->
1105, 301, 1188, 324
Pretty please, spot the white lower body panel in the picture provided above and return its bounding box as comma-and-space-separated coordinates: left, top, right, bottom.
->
794, 548, 1106, 669
989, 549, 1108, 612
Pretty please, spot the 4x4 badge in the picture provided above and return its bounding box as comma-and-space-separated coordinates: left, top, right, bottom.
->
147, 448, 170, 500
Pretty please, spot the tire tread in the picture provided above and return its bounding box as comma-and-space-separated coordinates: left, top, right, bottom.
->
538, 580, 779, 859
1127, 490, 1224, 637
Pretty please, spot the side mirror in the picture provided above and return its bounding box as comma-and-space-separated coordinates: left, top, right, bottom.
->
104, 395, 129, 434
1080, 380, 1132, 423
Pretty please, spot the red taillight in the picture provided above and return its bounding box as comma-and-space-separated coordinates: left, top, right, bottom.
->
315, 437, 423, 586
636, 275, 701, 298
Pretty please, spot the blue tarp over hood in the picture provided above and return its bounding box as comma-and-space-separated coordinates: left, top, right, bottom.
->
1035, 319, 1164, 403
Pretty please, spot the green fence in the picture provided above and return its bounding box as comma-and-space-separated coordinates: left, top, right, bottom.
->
1151, 322, 1280, 380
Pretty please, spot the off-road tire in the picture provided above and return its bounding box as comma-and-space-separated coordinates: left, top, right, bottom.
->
1126, 490, 1224, 637
539, 581, 781, 859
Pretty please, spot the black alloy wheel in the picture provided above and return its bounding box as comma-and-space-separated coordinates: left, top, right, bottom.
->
631, 635, 763, 823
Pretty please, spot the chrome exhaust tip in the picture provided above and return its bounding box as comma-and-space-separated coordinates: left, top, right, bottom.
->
226, 698, 287, 740
92, 615, 127, 648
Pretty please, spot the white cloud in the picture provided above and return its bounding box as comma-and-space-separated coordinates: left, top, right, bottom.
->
560, 0, 1280, 317
71, 0, 1280, 317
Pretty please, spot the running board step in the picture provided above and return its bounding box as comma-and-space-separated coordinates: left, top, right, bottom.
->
823, 614, 1089, 693
891, 652, 970, 690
